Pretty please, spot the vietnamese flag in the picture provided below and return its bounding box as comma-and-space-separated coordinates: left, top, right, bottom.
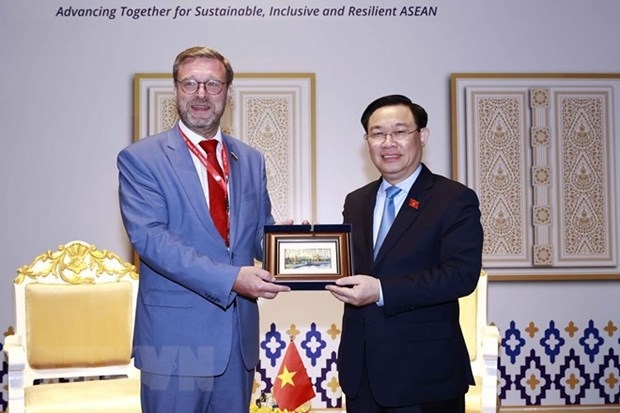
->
272, 340, 316, 411
408, 198, 420, 209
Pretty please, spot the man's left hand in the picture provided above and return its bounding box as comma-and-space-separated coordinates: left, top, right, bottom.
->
325, 275, 380, 307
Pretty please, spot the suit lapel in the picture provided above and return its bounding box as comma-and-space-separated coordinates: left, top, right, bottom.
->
357, 180, 381, 272
165, 126, 219, 239
373, 165, 434, 264
222, 135, 240, 247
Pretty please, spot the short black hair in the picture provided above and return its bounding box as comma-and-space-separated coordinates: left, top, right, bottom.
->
360, 94, 428, 132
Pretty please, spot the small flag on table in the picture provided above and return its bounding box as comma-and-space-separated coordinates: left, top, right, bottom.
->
272, 340, 316, 411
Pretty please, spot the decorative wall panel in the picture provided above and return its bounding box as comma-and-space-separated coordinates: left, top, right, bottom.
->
134, 73, 316, 223
452, 74, 620, 280
555, 91, 613, 266
470, 90, 532, 267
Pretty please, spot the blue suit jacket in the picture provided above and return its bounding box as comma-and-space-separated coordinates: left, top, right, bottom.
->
117, 124, 274, 376
338, 164, 483, 406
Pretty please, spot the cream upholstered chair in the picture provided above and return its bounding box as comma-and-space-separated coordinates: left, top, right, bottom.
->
460, 270, 501, 413
3, 240, 141, 413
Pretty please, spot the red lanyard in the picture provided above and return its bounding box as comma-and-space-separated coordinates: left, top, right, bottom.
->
179, 126, 230, 194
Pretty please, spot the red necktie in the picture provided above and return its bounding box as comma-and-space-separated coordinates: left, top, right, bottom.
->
199, 139, 229, 246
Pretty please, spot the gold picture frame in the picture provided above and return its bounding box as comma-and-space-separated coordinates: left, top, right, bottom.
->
263, 224, 352, 289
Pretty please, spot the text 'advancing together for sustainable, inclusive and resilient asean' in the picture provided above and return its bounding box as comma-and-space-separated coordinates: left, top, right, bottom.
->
55, 4, 439, 20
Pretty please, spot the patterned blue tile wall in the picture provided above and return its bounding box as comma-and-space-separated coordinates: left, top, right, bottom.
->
2, 318, 619, 411
1, 340, 7, 412
499, 318, 619, 406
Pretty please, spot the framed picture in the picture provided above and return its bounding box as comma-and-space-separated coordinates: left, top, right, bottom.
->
133, 72, 316, 224
451, 73, 620, 281
132, 72, 316, 268
263, 224, 352, 289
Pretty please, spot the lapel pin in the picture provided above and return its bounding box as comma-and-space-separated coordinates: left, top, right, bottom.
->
408, 198, 419, 209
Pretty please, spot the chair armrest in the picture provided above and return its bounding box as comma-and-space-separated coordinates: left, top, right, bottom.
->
4, 334, 26, 370
4, 334, 27, 411
482, 325, 500, 360
481, 325, 501, 412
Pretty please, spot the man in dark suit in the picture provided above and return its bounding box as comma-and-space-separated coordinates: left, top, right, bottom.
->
326, 94, 483, 413
117, 46, 290, 413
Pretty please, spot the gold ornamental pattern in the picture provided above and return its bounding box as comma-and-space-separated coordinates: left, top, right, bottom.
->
466, 87, 615, 270
150, 93, 291, 220
453, 74, 620, 278
160, 95, 178, 131
135, 74, 316, 224
530, 88, 553, 267
243, 96, 292, 222
476, 95, 528, 261
15, 241, 138, 285
156, 95, 233, 135
557, 94, 609, 259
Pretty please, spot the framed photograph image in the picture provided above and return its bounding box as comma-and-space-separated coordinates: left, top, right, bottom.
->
263, 224, 352, 289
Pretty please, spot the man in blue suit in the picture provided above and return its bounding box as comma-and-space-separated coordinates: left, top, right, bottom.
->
327, 95, 483, 413
118, 46, 290, 413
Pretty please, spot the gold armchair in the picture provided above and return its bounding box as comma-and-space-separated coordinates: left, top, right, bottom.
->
3, 240, 141, 413
460, 270, 501, 413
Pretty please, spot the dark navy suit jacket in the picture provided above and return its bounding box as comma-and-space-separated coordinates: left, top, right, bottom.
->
338, 164, 483, 406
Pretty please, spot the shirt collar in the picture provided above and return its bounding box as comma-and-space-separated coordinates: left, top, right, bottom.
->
380, 164, 423, 194
178, 120, 223, 147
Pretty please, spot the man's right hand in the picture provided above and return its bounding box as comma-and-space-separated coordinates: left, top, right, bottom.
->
233, 266, 291, 299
